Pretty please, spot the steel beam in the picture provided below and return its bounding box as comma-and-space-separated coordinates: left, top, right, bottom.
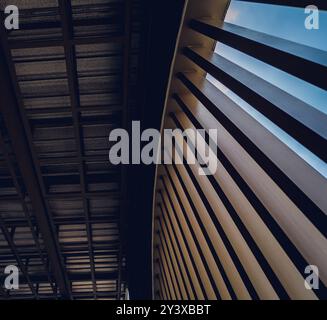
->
0, 133, 56, 294
189, 20, 327, 91
234, 0, 327, 10
176, 72, 327, 235
0, 215, 37, 297
17, 271, 122, 283
183, 47, 327, 161
9, 35, 124, 50
0, 21, 72, 299
58, 0, 97, 299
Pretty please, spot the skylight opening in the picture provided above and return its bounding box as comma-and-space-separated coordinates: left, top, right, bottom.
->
206, 0, 327, 176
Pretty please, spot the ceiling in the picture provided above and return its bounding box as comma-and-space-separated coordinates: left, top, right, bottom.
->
0, 0, 187, 300
0, 0, 142, 300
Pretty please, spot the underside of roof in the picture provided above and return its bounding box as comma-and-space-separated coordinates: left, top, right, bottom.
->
0, 0, 143, 300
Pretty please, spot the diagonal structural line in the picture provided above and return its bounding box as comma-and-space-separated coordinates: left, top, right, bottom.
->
58, 0, 97, 299
0, 132, 57, 295
0, 13, 72, 299
0, 215, 37, 297
0, 283, 8, 298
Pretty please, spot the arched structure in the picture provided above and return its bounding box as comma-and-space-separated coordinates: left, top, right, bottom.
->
152, 0, 327, 300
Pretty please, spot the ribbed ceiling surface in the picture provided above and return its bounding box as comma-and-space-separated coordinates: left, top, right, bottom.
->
0, 0, 142, 300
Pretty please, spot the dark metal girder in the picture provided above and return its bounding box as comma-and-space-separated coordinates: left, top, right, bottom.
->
17, 17, 122, 31
234, 0, 327, 10
30, 113, 121, 128
183, 47, 327, 162
6, 291, 118, 300
0, 215, 37, 297
26, 105, 122, 117
8, 35, 124, 50
189, 19, 327, 91
0, 22, 72, 299
17, 271, 122, 283
0, 133, 56, 294
0, 216, 119, 229
176, 73, 327, 236
58, 0, 97, 299
0, 249, 119, 261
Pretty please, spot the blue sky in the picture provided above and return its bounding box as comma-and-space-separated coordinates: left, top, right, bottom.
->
215, 1, 327, 115
207, 1, 327, 177
225, 0, 327, 50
